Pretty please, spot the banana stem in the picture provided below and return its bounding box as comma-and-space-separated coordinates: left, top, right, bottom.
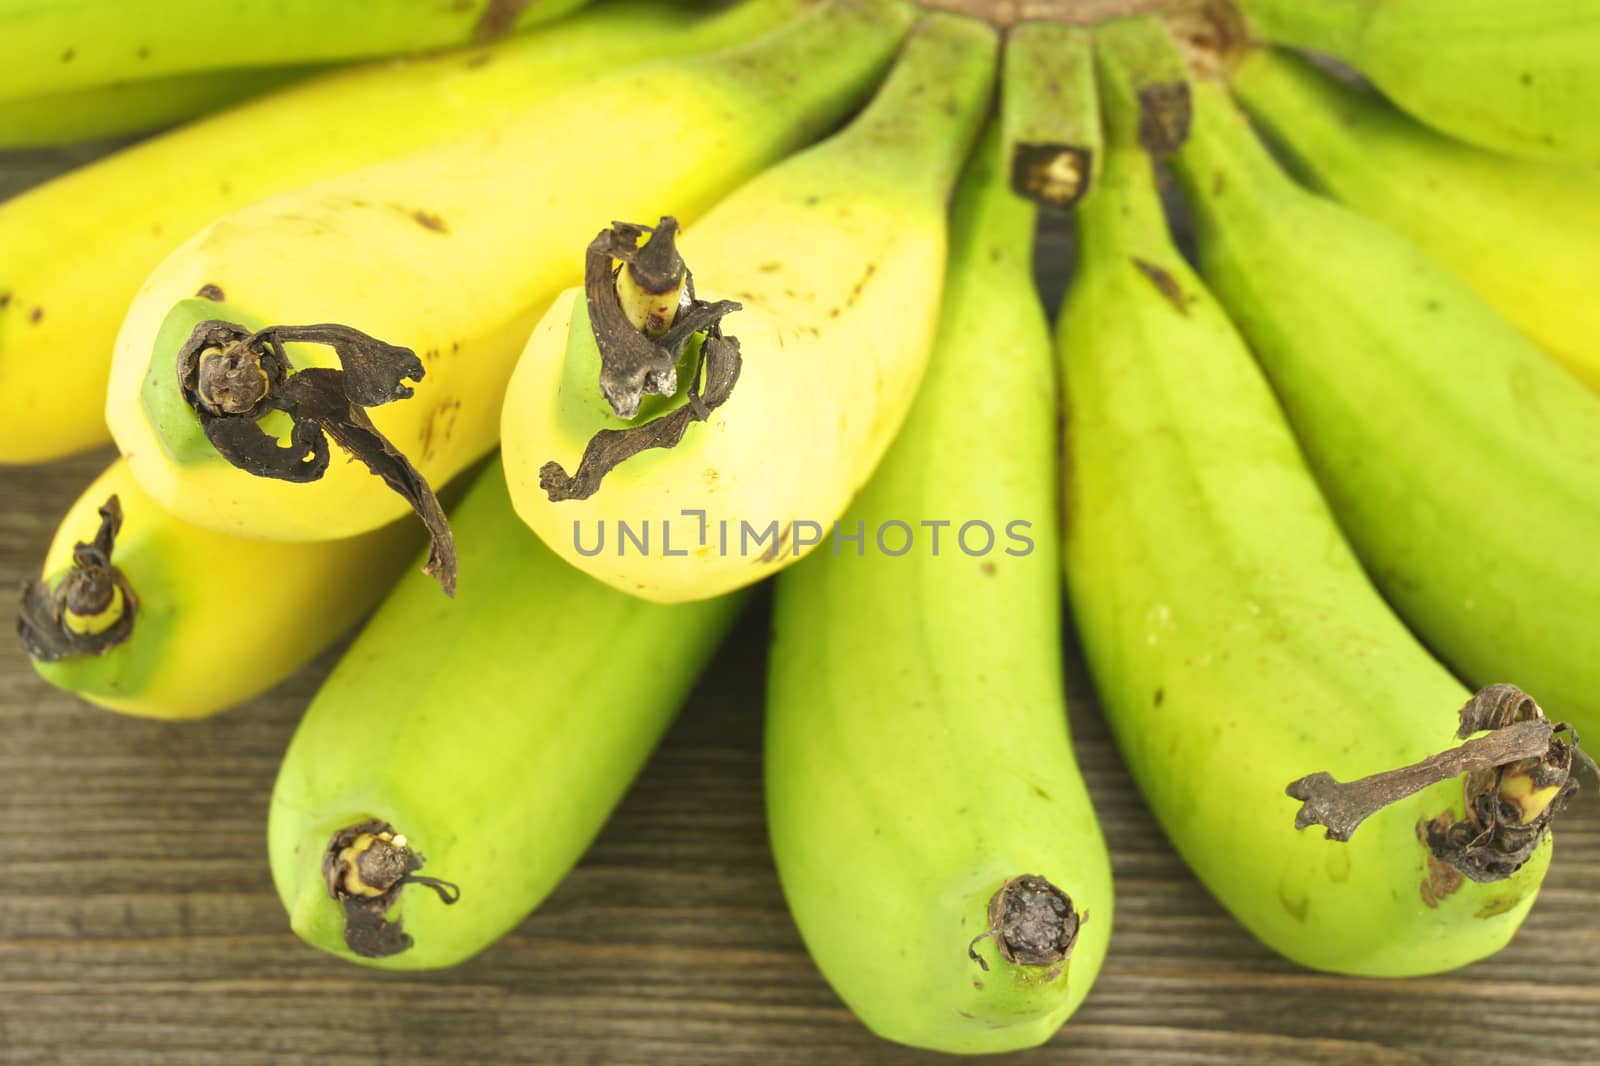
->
1002, 22, 1098, 207
17, 495, 137, 662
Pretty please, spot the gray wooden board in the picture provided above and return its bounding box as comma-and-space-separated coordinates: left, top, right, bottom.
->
2, 140, 1597, 1066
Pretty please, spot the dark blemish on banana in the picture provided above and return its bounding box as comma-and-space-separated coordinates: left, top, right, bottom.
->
1520, 72, 1533, 86
473, 0, 535, 42
759, 262, 782, 273
406, 208, 449, 234
828, 308, 841, 319
1425, 299, 1441, 312
804, 195, 821, 206
451, 341, 460, 354
758, 522, 794, 565
137, 46, 150, 59
61, 50, 74, 62
980, 561, 996, 576
423, 348, 440, 364
1032, 785, 1052, 802
944, 98, 959, 116
0, 292, 11, 310
1132, 258, 1188, 315
29, 307, 44, 324
196, 284, 225, 302
219, 182, 233, 195
846, 262, 876, 308
1153, 687, 1164, 706
1279, 888, 1309, 923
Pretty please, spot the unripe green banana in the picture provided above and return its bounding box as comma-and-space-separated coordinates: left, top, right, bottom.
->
0, 64, 317, 148
107, 0, 916, 539
19, 457, 418, 719
0, 0, 592, 104
2, 0, 806, 465
267, 456, 742, 969
1232, 0, 1600, 162
502, 12, 996, 603
1061, 101, 1556, 975
765, 125, 1111, 1053
1229, 48, 1600, 394
1171, 78, 1600, 745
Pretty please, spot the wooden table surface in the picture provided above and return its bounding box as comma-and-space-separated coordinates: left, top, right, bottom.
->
3, 149, 1598, 1066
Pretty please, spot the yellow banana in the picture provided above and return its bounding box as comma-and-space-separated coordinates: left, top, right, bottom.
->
1060, 69, 1561, 974
0, 0, 802, 465
106, 0, 915, 539
0, 0, 592, 103
0, 64, 317, 148
1228, 47, 1600, 394
765, 124, 1112, 1054
18, 457, 417, 719
502, 13, 997, 603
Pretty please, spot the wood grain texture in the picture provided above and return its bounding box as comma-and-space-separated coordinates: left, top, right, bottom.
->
2, 149, 1598, 1066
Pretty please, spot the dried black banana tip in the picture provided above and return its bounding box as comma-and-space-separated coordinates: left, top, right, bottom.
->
542, 217, 744, 502
1286, 684, 1594, 882
174, 319, 458, 597
322, 819, 461, 960
1011, 144, 1093, 208
17, 495, 137, 662
968, 874, 1080, 974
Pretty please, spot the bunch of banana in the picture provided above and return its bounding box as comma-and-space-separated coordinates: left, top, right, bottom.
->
268, 455, 743, 968
0, 0, 591, 103
1171, 77, 1600, 747
502, 11, 994, 603
765, 120, 1111, 1053
1227, 48, 1600, 394
1232, 0, 1600, 162
1060, 20, 1563, 975
18, 458, 418, 719
0, 0, 808, 464
105, 0, 914, 542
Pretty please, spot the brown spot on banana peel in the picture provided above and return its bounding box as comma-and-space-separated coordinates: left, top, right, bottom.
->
1137, 82, 1192, 155
322, 820, 461, 960
175, 320, 458, 595
472, 0, 534, 42
196, 284, 225, 302
1132, 258, 1189, 314
17, 495, 137, 662
967, 874, 1080, 974
1288, 684, 1596, 883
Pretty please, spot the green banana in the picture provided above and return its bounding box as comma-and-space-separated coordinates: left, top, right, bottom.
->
1, 0, 804, 464
267, 455, 742, 969
502, 12, 994, 603
1060, 78, 1558, 975
1228, 47, 1600, 394
765, 124, 1111, 1054
107, 0, 915, 540
0, 0, 592, 103
0, 64, 317, 148
1232, 0, 1600, 162
20, 457, 418, 719
1001, 21, 1097, 207
1171, 78, 1600, 745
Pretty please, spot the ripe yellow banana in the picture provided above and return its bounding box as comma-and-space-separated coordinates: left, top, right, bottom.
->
501, 12, 997, 603
268, 456, 743, 969
765, 124, 1112, 1054
1233, 0, 1600, 162
107, 0, 916, 539
1, 0, 805, 464
0, 64, 317, 148
1172, 79, 1600, 745
1061, 107, 1557, 975
18, 457, 417, 719
1229, 48, 1600, 394
0, 0, 591, 103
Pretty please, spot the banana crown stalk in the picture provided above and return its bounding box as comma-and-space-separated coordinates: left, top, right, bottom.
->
1228, 46, 1600, 394
17, 458, 420, 720
1172, 76, 1600, 746
1059, 57, 1566, 974
0, 0, 593, 103
502, 12, 998, 603
1233, 0, 1600, 162
764, 122, 1112, 1055
104, 0, 917, 542
267, 456, 744, 969
2, 0, 809, 465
